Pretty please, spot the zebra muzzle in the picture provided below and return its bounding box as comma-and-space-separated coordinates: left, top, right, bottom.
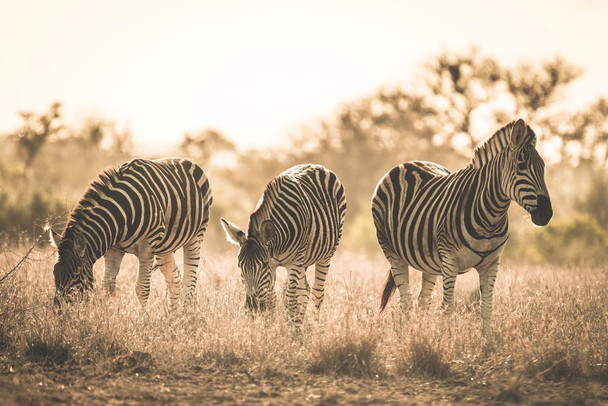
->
245, 295, 267, 313
531, 195, 553, 226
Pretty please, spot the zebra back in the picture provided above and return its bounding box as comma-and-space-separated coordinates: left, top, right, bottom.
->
248, 164, 346, 264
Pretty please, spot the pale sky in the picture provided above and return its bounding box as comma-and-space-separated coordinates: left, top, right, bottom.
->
1, 0, 607, 154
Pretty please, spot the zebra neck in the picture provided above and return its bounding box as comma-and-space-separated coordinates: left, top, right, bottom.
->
468, 160, 511, 234
70, 218, 117, 263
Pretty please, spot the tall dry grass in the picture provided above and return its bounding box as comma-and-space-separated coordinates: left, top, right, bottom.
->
0, 245, 606, 384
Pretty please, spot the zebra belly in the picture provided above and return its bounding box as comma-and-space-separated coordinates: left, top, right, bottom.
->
455, 243, 506, 270
405, 245, 503, 276
114, 239, 153, 259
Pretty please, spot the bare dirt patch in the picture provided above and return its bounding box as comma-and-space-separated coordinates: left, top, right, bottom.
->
1, 364, 606, 405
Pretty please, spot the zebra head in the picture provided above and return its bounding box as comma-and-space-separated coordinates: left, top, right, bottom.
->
505, 119, 553, 226
49, 226, 93, 306
221, 218, 277, 313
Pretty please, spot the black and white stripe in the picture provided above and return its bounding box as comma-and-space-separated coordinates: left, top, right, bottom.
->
221, 164, 346, 325
50, 157, 212, 309
372, 119, 552, 338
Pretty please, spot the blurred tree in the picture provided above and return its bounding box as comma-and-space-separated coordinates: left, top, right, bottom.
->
77, 117, 133, 155
9, 102, 63, 176
549, 98, 608, 167
422, 48, 503, 155
180, 129, 236, 166
578, 171, 608, 229
289, 90, 449, 217
506, 57, 582, 122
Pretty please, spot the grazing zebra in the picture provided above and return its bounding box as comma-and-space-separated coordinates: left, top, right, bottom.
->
372, 119, 552, 338
221, 164, 346, 325
49, 157, 212, 309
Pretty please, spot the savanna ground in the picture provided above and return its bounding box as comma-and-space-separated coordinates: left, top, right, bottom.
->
0, 243, 606, 405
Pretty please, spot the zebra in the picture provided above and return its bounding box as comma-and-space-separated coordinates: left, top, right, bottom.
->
221, 164, 346, 325
49, 157, 212, 310
372, 119, 552, 338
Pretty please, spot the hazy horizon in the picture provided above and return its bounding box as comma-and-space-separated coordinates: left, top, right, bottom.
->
2, 0, 608, 154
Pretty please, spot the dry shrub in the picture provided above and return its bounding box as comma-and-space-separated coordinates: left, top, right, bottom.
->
25, 340, 71, 366
0, 281, 25, 352
398, 333, 451, 379
308, 329, 380, 378
112, 351, 154, 373
524, 345, 604, 382
196, 350, 245, 369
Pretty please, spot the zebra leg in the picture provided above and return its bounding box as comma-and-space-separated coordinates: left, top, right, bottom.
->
263, 265, 278, 312
478, 261, 499, 340
156, 253, 181, 311
102, 248, 125, 294
440, 262, 458, 312
418, 272, 437, 310
285, 266, 306, 326
135, 254, 155, 308
297, 270, 311, 321
182, 238, 202, 307
311, 258, 330, 311
390, 260, 412, 311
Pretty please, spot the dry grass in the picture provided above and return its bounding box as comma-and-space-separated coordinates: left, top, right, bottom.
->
0, 246, 607, 391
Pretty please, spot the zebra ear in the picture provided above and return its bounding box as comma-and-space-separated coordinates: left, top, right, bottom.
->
48, 227, 62, 248
260, 220, 276, 244
221, 218, 246, 246
510, 118, 528, 149
73, 233, 87, 257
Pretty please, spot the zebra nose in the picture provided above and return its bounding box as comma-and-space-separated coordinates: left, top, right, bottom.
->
53, 295, 64, 314
246, 295, 259, 312
531, 195, 553, 226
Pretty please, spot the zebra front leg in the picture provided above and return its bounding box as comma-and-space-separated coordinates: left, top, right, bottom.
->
390, 260, 411, 311
182, 238, 202, 307
135, 254, 155, 308
440, 262, 458, 313
156, 253, 181, 311
418, 272, 437, 310
478, 261, 499, 340
285, 266, 306, 326
263, 265, 278, 312
297, 270, 311, 321
311, 258, 330, 311
102, 248, 125, 294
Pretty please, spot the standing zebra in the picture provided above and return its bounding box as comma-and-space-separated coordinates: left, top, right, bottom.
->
49, 158, 212, 309
221, 164, 346, 325
372, 119, 552, 338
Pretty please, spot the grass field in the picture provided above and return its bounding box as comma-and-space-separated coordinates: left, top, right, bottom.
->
0, 244, 606, 404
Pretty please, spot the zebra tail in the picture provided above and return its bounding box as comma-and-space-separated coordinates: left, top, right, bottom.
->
379, 271, 396, 313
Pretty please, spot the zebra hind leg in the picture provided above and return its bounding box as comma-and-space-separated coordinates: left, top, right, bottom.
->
182, 238, 202, 308
156, 252, 181, 311
390, 260, 412, 312
102, 248, 125, 294
418, 272, 437, 311
311, 258, 331, 312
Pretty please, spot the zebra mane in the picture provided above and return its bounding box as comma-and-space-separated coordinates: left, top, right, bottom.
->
470, 120, 536, 168
247, 178, 277, 237
64, 167, 120, 235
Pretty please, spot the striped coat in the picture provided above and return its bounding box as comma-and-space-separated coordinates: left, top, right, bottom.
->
221, 164, 346, 325
372, 119, 552, 337
50, 157, 212, 309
